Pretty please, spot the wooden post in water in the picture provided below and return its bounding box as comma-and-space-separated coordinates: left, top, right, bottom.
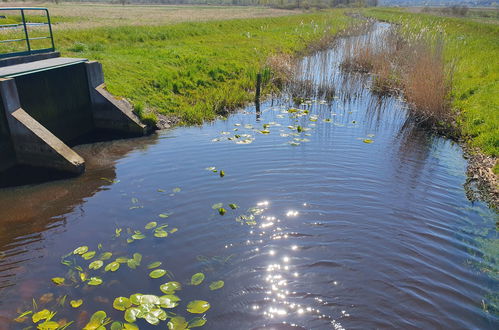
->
255, 73, 261, 120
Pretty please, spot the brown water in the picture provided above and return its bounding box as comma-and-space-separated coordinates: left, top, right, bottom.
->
0, 23, 497, 329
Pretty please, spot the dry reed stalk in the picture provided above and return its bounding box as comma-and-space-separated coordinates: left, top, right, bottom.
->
340, 25, 454, 128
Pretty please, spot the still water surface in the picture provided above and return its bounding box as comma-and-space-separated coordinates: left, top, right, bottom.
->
0, 24, 497, 329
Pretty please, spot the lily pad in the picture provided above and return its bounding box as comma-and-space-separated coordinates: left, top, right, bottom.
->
186, 300, 211, 314
147, 261, 162, 269
51, 277, 65, 286
159, 294, 181, 308
140, 294, 160, 304
38, 320, 60, 329
188, 317, 207, 328
363, 139, 374, 144
219, 170, 225, 177
131, 233, 146, 240
211, 203, 223, 209
83, 310, 109, 330
145, 222, 157, 229
228, 203, 238, 210
32, 309, 51, 323
168, 316, 188, 330
129, 294, 143, 305
172, 187, 181, 193
113, 297, 132, 311
209, 280, 225, 291
218, 208, 226, 216
70, 299, 83, 308
190, 273, 205, 286
87, 277, 103, 286
89, 260, 103, 270
73, 246, 89, 255
159, 213, 169, 218
100, 252, 113, 260
82, 251, 96, 260
105, 262, 120, 272
124, 307, 141, 323
160, 281, 182, 294
154, 229, 168, 238
149, 269, 167, 279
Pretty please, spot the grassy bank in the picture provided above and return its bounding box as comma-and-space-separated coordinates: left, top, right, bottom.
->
51, 10, 351, 124
364, 8, 498, 167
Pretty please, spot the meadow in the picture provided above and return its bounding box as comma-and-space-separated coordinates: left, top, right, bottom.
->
9, 4, 350, 125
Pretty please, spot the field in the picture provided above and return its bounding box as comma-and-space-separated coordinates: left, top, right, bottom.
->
365, 7, 499, 166
0, 3, 352, 125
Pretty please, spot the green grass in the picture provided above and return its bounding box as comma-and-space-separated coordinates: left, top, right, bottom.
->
364, 8, 499, 160
54, 11, 351, 125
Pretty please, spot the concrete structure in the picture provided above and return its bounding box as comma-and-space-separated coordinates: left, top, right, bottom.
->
0, 55, 148, 175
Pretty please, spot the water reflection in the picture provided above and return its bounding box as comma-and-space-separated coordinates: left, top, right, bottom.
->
0, 134, 159, 292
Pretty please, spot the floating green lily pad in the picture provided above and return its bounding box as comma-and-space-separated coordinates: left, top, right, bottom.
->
145, 222, 157, 229
32, 309, 51, 323
168, 316, 188, 330
190, 273, 205, 286
154, 229, 168, 238
70, 299, 83, 308
100, 252, 113, 260
51, 277, 65, 286
131, 233, 146, 240
105, 262, 120, 272
140, 294, 160, 304
73, 246, 89, 255
159, 294, 180, 308
87, 277, 103, 286
84, 310, 109, 329
363, 139, 374, 144
218, 208, 227, 216
113, 297, 132, 311
188, 317, 207, 328
124, 307, 141, 323
219, 170, 225, 177
129, 294, 143, 305
82, 251, 96, 260
149, 269, 167, 279
211, 203, 223, 209
89, 260, 103, 270
147, 261, 162, 269
160, 281, 182, 294
186, 300, 211, 314
209, 280, 224, 291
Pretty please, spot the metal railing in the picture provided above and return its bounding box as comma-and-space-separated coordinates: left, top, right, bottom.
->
0, 7, 55, 59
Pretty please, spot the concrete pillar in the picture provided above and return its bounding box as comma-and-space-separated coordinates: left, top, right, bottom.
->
85, 61, 147, 136
0, 78, 85, 174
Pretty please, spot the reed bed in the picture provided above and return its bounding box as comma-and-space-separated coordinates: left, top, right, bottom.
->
340, 24, 454, 130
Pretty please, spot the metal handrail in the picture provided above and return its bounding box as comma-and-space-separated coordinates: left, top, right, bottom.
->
0, 7, 55, 58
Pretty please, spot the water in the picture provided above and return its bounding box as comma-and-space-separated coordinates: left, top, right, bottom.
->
0, 23, 497, 329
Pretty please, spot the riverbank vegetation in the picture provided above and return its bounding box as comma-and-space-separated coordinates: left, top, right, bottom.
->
363, 8, 498, 173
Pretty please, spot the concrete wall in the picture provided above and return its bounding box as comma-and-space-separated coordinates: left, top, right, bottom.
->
14, 63, 94, 144
0, 101, 15, 171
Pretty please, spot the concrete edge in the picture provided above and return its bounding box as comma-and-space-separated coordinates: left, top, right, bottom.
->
0, 78, 85, 174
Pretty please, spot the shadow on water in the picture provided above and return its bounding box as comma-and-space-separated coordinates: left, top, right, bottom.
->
0, 22, 497, 329
0, 134, 159, 290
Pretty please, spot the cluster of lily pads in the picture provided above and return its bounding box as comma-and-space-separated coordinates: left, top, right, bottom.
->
109, 271, 224, 328
13, 197, 228, 329
211, 103, 377, 147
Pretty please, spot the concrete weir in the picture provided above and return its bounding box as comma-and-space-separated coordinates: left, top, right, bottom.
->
0, 55, 147, 176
